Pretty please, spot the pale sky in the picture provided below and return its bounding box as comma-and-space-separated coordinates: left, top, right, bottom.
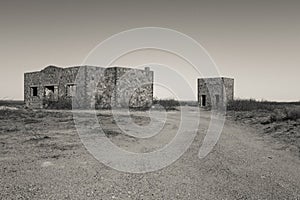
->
0, 0, 299, 101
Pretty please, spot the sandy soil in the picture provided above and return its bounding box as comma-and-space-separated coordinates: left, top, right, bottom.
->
0, 108, 300, 199
227, 109, 300, 156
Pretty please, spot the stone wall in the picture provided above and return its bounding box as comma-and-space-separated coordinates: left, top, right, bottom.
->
114, 67, 153, 108
24, 65, 154, 109
223, 78, 234, 104
24, 71, 43, 108
24, 66, 80, 108
71, 66, 154, 109
198, 77, 234, 110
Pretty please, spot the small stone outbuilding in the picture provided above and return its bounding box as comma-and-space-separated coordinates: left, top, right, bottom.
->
198, 77, 234, 110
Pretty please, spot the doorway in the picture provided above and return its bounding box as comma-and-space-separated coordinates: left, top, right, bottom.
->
215, 94, 220, 105
201, 95, 206, 107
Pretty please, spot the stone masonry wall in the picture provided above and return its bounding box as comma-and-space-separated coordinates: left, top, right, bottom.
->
114, 67, 153, 108
24, 65, 154, 109
24, 66, 80, 108
198, 77, 234, 110
24, 71, 42, 108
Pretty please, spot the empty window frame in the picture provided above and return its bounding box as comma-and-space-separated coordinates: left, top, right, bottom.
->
66, 84, 76, 96
30, 87, 38, 97
44, 86, 55, 97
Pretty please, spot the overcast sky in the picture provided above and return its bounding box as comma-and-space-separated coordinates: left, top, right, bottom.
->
0, 0, 299, 101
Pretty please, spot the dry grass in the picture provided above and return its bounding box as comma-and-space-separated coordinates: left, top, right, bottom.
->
43, 97, 72, 110
227, 99, 276, 111
227, 100, 300, 155
228, 99, 300, 121
153, 98, 180, 111
0, 100, 24, 108
284, 109, 300, 121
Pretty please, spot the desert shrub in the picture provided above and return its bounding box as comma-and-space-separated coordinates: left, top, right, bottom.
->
259, 107, 300, 123
227, 99, 277, 111
180, 101, 199, 107
0, 109, 27, 120
284, 108, 300, 121
33, 111, 47, 118
153, 98, 180, 111
0, 100, 24, 108
269, 114, 278, 123
284, 101, 300, 106
129, 106, 150, 111
43, 97, 72, 110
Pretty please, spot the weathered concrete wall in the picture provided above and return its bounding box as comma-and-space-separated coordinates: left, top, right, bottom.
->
24, 65, 154, 109
198, 77, 234, 110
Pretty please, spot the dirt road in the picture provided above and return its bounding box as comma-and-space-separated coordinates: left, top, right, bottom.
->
0, 108, 300, 199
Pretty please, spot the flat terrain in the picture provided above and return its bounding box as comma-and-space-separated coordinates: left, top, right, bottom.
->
1, 107, 300, 199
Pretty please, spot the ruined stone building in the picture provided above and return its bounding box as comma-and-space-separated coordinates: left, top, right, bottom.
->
24, 65, 154, 109
198, 77, 234, 109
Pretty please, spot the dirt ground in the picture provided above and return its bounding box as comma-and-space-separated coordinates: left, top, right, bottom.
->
227, 108, 300, 156
1, 107, 300, 199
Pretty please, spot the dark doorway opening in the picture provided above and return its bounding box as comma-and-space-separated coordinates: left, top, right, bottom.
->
31, 87, 38, 97
201, 95, 206, 107
215, 94, 220, 105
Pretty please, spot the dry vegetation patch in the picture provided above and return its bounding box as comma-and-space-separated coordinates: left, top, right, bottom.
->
227, 99, 300, 155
